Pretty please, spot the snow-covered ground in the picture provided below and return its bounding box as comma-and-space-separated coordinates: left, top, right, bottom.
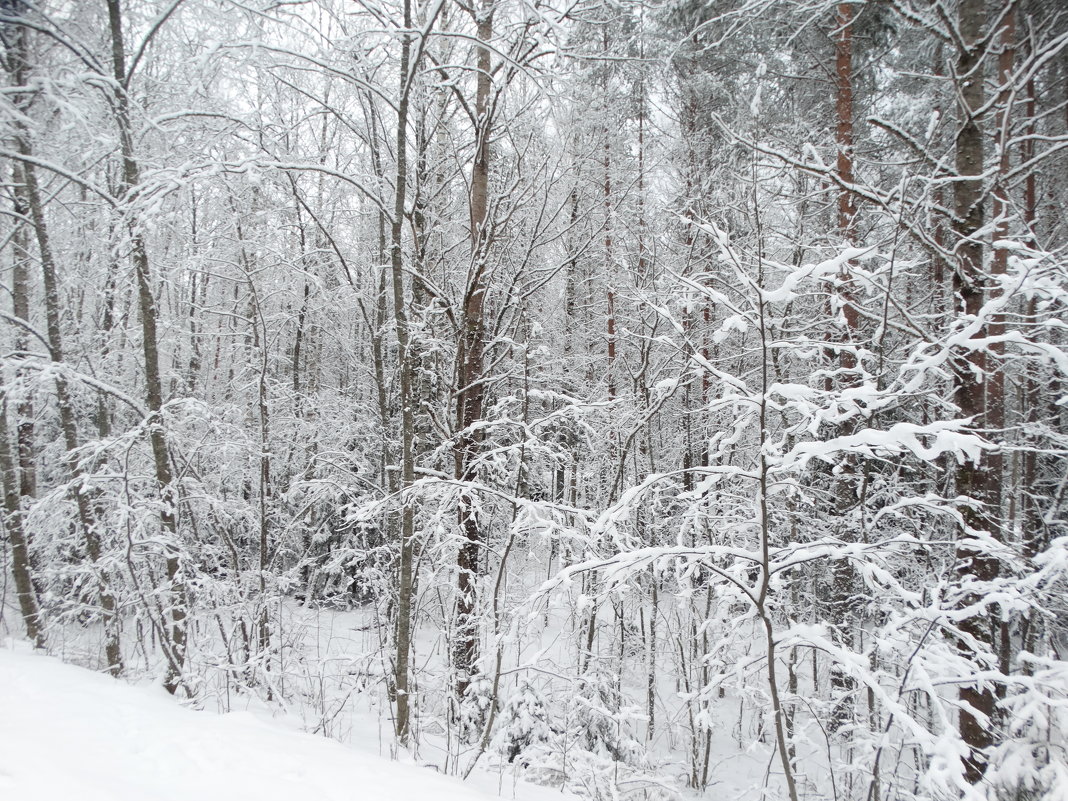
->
0, 642, 571, 801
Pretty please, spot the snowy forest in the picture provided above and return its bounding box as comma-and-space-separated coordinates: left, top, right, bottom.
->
0, 0, 1066, 798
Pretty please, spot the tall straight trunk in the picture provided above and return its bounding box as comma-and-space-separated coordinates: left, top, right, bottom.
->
10, 174, 35, 501
988, 6, 1014, 460
931, 43, 950, 293
258, 331, 272, 668
635, 22, 649, 287
95, 228, 123, 439
679, 105, 703, 487
563, 183, 579, 373
240, 272, 273, 673
952, 0, 999, 783
835, 2, 857, 240
1020, 74, 1041, 571
832, 0, 860, 369
558, 181, 580, 563
185, 192, 204, 395
389, 0, 416, 742
1023, 75, 1036, 244
821, 6, 860, 395
603, 119, 616, 401
9, 155, 38, 607
364, 99, 397, 498
634, 44, 657, 740
990, 4, 1016, 691
828, 0, 862, 730
829, 1, 861, 377
106, 0, 185, 693
599, 28, 617, 402
454, 0, 494, 702
4, 159, 39, 649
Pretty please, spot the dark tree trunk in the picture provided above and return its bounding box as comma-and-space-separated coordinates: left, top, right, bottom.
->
951, 0, 1000, 783
454, 0, 494, 703
106, 0, 185, 693
389, 0, 417, 742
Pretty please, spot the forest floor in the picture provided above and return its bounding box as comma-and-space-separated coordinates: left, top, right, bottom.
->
0, 641, 579, 801
0, 588, 805, 799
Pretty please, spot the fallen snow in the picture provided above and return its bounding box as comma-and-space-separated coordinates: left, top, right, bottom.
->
0, 644, 529, 801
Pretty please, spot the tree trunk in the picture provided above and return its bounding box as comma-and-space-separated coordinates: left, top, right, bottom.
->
952, 0, 999, 783
106, 0, 185, 693
389, 0, 417, 742
828, 0, 862, 732
454, 0, 494, 703
10, 168, 35, 501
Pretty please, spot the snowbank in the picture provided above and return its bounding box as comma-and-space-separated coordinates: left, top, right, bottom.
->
0, 645, 512, 801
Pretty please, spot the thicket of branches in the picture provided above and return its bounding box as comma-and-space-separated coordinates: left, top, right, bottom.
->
1, 0, 1066, 799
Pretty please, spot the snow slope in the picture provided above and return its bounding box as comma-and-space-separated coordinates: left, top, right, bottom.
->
0, 644, 538, 801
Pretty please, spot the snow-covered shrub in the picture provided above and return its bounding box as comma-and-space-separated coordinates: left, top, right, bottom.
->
459, 674, 493, 743
568, 669, 644, 765
492, 681, 554, 764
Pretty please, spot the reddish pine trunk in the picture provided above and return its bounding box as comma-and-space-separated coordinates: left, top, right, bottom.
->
952, 0, 1001, 782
